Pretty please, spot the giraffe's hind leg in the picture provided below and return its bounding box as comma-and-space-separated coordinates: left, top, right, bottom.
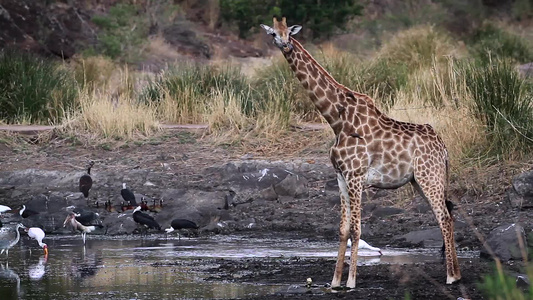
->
412, 163, 461, 284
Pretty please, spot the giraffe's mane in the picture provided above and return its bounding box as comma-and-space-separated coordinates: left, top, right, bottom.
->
290, 37, 376, 106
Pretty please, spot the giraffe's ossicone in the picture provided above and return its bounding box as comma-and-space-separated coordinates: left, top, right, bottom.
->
260, 17, 461, 289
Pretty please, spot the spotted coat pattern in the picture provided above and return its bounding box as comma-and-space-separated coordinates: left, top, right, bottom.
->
264, 18, 461, 289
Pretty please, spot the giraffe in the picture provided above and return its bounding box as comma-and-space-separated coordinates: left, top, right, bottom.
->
260, 17, 461, 289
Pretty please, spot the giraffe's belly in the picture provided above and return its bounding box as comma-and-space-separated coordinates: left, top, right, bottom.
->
365, 167, 414, 189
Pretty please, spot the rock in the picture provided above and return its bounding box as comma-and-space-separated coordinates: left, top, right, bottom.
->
397, 228, 443, 248
480, 223, 528, 261
372, 206, 404, 218
257, 186, 278, 202
163, 23, 211, 59
273, 173, 309, 198
102, 213, 137, 235
507, 169, 533, 209
0, 0, 95, 58
518, 63, 533, 78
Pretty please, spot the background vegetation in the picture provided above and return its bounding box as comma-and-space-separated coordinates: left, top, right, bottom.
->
0, 1, 532, 297
0, 0, 531, 160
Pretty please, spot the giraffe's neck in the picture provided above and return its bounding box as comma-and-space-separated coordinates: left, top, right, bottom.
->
284, 38, 351, 133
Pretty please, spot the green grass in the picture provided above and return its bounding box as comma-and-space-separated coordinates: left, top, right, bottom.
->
461, 57, 533, 159
0, 49, 78, 124
469, 23, 533, 63
480, 262, 533, 300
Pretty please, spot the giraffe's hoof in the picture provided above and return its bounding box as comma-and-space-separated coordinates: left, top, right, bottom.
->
446, 275, 462, 284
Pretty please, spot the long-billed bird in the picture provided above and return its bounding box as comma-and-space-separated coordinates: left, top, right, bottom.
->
165, 218, 199, 241
121, 183, 137, 206
132, 206, 161, 232
25, 227, 48, 256
72, 208, 101, 227
79, 161, 95, 199
18, 205, 39, 218
347, 239, 383, 256
63, 212, 97, 244
0, 223, 25, 257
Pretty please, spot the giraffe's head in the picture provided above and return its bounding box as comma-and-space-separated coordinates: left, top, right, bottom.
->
260, 17, 302, 53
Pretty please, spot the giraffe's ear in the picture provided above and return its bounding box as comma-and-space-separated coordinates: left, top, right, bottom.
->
260, 24, 275, 35
288, 25, 302, 36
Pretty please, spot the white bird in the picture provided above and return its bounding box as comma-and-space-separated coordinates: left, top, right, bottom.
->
0, 205, 11, 214
63, 212, 96, 244
0, 223, 25, 257
25, 227, 48, 256
347, 238, 383, 255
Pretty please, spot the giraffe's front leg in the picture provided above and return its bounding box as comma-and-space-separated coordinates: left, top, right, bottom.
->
346, 176, 363, 289
331, 173, 351, 288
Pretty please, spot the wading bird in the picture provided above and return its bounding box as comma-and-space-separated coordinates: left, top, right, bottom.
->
79, 161, 95, 200
121, 183, 137, 206
25, 227, 48, 256
132, 206, 161, 233
165, 218, 199, 241
63, 212, 97, 244
0, 223, 25, 257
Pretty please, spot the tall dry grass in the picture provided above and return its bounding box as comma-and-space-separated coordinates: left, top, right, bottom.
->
61, 89, 160, 140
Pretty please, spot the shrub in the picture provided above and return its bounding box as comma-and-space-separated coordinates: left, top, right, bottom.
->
141, 63, 256, 122
219, 0, 362, 39
0, 49, 78, 124
461, 58, 533, 159
469, 23, 533, 63
91, 3, 150, 61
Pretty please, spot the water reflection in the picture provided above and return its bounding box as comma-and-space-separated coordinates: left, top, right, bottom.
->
70, 246, 101, 279
0, 236, 479, 299
28, 256, 47, 281
0, 262, 20, 298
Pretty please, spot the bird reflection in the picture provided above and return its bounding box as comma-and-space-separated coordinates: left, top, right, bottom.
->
0, 262, 20, 297
28, 255, 48, 281
70, 246, 102, 279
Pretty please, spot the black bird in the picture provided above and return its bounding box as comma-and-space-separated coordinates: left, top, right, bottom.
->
79, 161, 95, 199
72, 208, 101, 227
18, 205, 39, 218
132, 206, 161, 232
121, 183, 137, 206
165, 218, 199, 240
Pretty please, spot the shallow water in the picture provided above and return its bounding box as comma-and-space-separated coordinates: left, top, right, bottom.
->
0, 235, 478, 299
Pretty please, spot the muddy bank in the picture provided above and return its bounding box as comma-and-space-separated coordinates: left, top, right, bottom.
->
202, 256, 496, 300
0, 132, 532, 298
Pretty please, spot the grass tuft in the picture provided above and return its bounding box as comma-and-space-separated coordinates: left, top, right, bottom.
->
0, 49, 78, 124
461, 57, 533, 159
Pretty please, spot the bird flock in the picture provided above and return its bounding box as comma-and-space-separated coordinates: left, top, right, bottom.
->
0, 160, 383, 267
0, 160, 200, 260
